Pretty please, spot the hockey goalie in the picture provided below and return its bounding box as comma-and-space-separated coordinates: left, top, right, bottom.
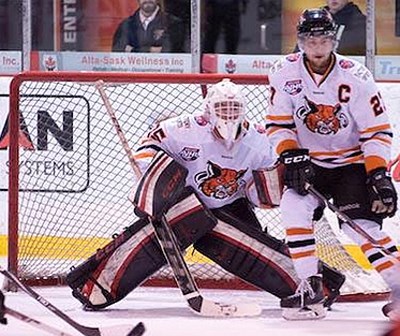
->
66, 78, 345, 320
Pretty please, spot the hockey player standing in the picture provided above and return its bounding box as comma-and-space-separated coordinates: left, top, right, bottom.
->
266, 8, 399, 320
66, 78, 344, 317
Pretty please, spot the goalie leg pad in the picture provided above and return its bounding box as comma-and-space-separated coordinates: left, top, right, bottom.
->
164, 187, 218, 248
67, 188, 216, 310
66, 217, 166, 310
194, 211, 299, 298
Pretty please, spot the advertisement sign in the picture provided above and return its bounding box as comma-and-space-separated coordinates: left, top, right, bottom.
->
0, 52, 22, 74
0, 95, 90, 192
31, 51, 192, 73
202, 54, 400, 80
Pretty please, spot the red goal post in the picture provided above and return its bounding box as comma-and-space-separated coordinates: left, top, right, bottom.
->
5, 72, 390, 300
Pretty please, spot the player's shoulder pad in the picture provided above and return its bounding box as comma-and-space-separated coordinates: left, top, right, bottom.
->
336, 54, 373, 83
269, 53, 302, 76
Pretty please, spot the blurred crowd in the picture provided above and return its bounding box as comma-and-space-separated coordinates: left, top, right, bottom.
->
111, 0, 367, 56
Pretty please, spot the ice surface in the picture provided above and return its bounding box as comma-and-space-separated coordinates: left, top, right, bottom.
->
0, 281, 393, 336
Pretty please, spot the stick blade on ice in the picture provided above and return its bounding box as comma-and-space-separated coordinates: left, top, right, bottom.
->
99, 322, 145, 336
199, 299, 262, 317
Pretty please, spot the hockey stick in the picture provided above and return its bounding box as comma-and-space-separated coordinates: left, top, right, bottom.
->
4, 306, 75, 336
2, 289, 74, 335
0, 267, 145, 336
305, 183, 394, 256
151, 216, 260, 317
96, 81, 261, 317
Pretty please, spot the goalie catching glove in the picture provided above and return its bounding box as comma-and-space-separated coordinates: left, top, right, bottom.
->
280, 148, 315, 196
367, 168, 397, 218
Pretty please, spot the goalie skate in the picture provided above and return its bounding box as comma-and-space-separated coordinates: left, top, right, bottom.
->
281, 275, 326, 321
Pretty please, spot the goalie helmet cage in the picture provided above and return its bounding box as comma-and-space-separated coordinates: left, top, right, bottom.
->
5, 71, 390, 301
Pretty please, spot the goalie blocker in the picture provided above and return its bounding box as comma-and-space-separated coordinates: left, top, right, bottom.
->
66, 155, 344, 311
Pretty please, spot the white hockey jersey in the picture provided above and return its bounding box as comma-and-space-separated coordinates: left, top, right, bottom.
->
266, 52, 393, 173
133, 113, 277, 209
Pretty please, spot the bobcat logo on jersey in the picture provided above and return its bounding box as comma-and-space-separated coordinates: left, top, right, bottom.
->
194, 161, 247, 199
297, 97, 348, 135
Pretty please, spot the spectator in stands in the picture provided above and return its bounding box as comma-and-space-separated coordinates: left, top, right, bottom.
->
325, 0, 367, 55
293, 1, 366, 56
164, 0, 191, 53
112, 0, 167, 53
203, 0, 248, 54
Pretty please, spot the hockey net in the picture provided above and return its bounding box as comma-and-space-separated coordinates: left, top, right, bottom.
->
5, 72, 393, 300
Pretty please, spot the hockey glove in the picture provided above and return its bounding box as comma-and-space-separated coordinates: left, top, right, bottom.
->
280, 148, 315, 196
367, 168, 398, 218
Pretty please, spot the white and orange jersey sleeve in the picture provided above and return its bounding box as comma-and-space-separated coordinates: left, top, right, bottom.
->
132, 117, 175, 176
265, 55, 301, 155
347, 63, 393, 173
132, 114, 211, 175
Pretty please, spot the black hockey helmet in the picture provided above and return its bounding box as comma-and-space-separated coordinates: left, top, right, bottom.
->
297, 8, 337, 38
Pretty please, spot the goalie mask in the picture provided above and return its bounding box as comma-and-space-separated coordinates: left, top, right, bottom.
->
205, 79, 246, 149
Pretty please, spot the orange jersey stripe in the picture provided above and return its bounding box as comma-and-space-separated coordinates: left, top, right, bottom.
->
359, 124, 391, 134
290, 250, 315, 259
133, 152, 155, 160
371, 136, 392, 145
266, 126, 282, 136
361, 242, 373, 253
265, 115, 294, 121
277, 139, 299, 155
375, 260, 394, 272
377, 236, 392, 246
311, 145, 361, 157
286, 228, 314, 236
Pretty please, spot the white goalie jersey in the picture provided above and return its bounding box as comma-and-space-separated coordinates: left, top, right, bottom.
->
133, 113, 277, 209
266, 52, 393, 174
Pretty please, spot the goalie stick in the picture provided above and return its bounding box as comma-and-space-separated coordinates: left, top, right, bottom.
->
0, 267, 145, 336
305, 183, 394, 256
96, 81, 262, 317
